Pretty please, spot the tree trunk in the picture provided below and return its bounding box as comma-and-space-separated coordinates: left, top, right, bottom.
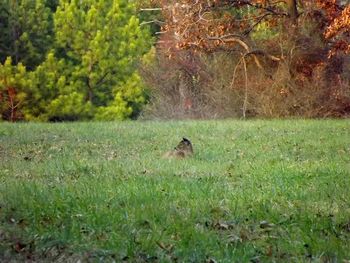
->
286, 0, 298, 25
87, 82, 93, 103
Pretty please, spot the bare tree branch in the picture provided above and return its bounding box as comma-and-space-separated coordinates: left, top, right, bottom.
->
140, 19, 165, 26
140, 8, 163, 11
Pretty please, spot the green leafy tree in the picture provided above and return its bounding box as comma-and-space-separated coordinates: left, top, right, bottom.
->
95, 73, 145, 120
26, 51, 93, 121
0, 0, 55, 70
0, 0, 152, 121
48, 0, 152, 120
0, 57, 30, 121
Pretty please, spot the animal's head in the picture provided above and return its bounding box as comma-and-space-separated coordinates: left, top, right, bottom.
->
182, 137, 191, 146
175, 137, 193, 153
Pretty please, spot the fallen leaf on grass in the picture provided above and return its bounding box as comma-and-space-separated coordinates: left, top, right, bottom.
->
214, 222, 233, 230
239, 228, 253, 242
203, 220, 236, 231
156, 241, 174, 252
227, 234, 242, 244
14, 242, 26, 253
259, 220, 275, 229
265, 245, 273, 257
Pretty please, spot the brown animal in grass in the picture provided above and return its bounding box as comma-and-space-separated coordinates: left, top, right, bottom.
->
163, 138, 193, 159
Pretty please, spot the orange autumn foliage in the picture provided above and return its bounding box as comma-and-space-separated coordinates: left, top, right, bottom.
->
144, 0, 350, 118
154, 0, 349, 56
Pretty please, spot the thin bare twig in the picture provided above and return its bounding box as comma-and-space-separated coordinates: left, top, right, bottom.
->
140, 20, 165, 26
140, 8, 163, 11
242, 55, 248, 119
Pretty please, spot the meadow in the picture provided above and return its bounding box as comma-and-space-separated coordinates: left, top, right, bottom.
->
0, 120, 349, 262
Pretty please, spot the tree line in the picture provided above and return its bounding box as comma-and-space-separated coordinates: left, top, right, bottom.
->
1, 0, 350, 121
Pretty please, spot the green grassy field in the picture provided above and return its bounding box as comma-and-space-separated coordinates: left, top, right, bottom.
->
0, 120, 349, 262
